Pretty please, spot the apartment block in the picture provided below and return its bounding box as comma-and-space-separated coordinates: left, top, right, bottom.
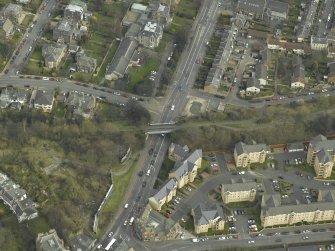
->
261, 191, 335, 228
234, 141, 269, 168
221, 178, 257, 204
168, 149, 202, 189
191, 204, 225, 234
148, 179, 177, 211
306, 134, 335, 178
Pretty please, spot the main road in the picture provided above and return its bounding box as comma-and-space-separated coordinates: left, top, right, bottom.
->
96, 0, 222, 250
6, 0, 57, 75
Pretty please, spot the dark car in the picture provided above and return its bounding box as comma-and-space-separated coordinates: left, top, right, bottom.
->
138, 171, 143, 177
148, 148, 154, 155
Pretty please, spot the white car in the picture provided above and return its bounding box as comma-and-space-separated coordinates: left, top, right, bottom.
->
124, 203, 129, 208
108, 231, 113, 237
218, 236, 226, 240
248, 240, 255, 244
123, 220, 128, 226
192, 238, 200, 243
171, 105, 175, 111
302, 236, 309, 240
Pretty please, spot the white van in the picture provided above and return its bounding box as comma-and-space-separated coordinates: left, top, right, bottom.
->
146, 169, 151, 176
192, 238, 200, 242
129, 216, 135, 225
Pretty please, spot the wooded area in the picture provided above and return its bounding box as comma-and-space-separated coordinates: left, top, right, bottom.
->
0, 102, 146, 250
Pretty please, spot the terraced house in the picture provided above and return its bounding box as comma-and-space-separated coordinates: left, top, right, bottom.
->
261, 191, 335, 227
307, 134, 335, 178
168, 149, 202, 189
234, 141, 269, 168
0, 173, 38, 223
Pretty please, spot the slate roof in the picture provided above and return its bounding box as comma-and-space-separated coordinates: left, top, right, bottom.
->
106, 38, 138, 78
222, 178, 257, 193
237, 0, 266, 15
316, 149, 332, 164
309, 134, 335, 152
171, 149, 202, 180
34, 90, 55, 106
262, 191, 335, 217
287, 142, 305, 151
70, 233, 95, 251
151, 179, 177, 203
169, 143, 189, 160
193, 204, 224, 226
36, 229, 69, 251
266, 0, 289, 14
235, 141, 269, 155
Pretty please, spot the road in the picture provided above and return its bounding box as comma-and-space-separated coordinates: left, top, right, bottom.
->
96, 0, 222, 250
5, 0, 57, 75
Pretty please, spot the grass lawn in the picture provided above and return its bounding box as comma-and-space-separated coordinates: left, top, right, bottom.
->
129, 57, 159, 85
93, 40, 119, 83
197, 158, 209, 173
30, 48, 43, 61
21, 14, 34, 28
227, 201, 257, 208
180, 215, 195, 234
284, 164, 313, 174
97, 157, 138, 235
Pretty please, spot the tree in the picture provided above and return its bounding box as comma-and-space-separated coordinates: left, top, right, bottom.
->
123, 100, 151, 125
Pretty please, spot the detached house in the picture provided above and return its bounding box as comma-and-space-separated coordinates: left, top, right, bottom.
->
64, 0, 87, 22
265, 0, 289, 20
66, 91, 96, 118
36, 229, 69, 251
168, 143, 189, 161
148, 179, 177, 211
237, 0, 266, 19
191, 204, 225, 234
168, 149, 202, 189
4, 4, 25, 24
138, 21, 163, 48
53, 20, 75, 43
0, 87, 27, 109
0, 19, 14, 39
31, 89, 55, 112
42, 43, 67, 69
307, 134, 335, 178
75, 52, 97, 73
234, 141, 269, 168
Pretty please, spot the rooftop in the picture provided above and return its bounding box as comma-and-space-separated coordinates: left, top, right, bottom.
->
151, 179, 177, 203
222, 178, 257, 193
235, 141, 269, 155
192, 204, 224, 226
